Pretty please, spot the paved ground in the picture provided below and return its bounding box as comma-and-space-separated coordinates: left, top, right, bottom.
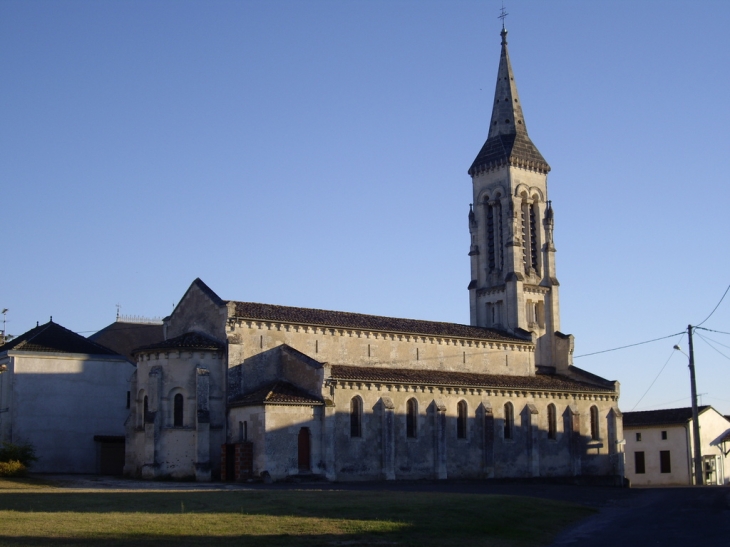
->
31, 476, 730, 545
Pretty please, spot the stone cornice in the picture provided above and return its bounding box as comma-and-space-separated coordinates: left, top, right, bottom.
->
332, 380, 617, 401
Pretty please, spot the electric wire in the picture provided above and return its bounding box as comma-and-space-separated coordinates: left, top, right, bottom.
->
573, 332, 684, 358
696, 327, 730, 336
694, 333, 730, 351
696, 283, 730, 327
633, 395, 692, 412
695, 332, 730, 361
630, 333, 685, 411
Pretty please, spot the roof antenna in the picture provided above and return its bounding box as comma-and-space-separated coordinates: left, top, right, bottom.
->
498, 2, 508, 30
116, 303, 121, 321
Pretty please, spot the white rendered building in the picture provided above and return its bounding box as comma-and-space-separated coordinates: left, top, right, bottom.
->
623, 406, 730, 486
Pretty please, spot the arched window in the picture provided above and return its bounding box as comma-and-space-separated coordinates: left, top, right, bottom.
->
174, 393, 184, 427
590, 405, 600, 440
547, 404, 557, 440
406, 398, 418, 438
457, 400, 467, 439
143, 395, 149, 423
350, 396, 362, 438
504, 402, 514, 440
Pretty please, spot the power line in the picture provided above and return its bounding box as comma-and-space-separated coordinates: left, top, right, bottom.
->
633, 395, 692, 412
696, 327, 730, 336
695, 333, 730, 351
696, 283, 730, 327
695, 332, 730, 361
574, 332, 684, 358
630, 333, 685, 411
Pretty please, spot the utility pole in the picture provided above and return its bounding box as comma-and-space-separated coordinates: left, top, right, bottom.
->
688, 324, 704, 486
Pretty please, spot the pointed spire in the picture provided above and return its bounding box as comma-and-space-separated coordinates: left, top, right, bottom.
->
469, 29, 550, 176
488, 27, 528, 139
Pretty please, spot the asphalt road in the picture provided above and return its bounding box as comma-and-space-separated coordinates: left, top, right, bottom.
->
550, 486, 730, 547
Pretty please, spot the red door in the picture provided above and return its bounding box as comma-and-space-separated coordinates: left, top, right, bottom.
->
298, 427, 310, 472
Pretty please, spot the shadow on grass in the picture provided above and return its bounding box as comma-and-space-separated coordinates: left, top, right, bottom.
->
0, 490, 595, 547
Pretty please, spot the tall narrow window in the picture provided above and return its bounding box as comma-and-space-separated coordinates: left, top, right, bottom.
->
529, 203, 538, 273
635, 451, 645, 474
174, 393, 184, 427
495, 200, 503, 269
350, 396, 362, 438
590, 406, 599, 440
504, 402, 514, 440
547, 404, 557, 440
521, 203, 528, 272
143, 396, 149, 422
406, 398, 418, 438
457, 400, 467, 439
486, 203, 495, 270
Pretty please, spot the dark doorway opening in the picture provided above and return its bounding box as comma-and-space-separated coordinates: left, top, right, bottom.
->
225, 443, 235, 481
298, 427, 311, 472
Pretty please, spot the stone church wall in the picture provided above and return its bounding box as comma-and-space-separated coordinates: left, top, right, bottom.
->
226, 321, 534, 378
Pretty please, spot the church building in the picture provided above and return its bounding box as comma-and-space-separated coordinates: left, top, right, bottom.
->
123, 27, 623, 482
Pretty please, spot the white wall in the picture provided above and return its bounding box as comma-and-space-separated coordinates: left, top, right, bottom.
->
2, 351, 133, 473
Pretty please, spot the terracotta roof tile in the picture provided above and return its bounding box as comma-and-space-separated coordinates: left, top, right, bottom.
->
330, 365, 614, 393
231, 302, 527, 343
229, 381, 323, 407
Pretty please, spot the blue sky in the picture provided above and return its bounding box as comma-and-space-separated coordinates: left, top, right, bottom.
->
2, 0, 729, 414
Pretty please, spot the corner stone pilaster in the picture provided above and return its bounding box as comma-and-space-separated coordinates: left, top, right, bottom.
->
432, 399, 447, 480
568, 405, 581, 477
526, 403, 540, 477
322, 398, 336, 481
380, 397, 395, 480
195, 366, 211, 482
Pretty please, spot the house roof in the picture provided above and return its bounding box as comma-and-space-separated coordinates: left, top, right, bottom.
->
229, 381, 324, 407
623, 406, 712, 428
90, 321, 165, 362
329, 365, 615, 393
0, 321, 118, 356
230, 301, 528, 343
134, 331, 225, 354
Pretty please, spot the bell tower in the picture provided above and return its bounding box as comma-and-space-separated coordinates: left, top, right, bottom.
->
468, 26, 562, 369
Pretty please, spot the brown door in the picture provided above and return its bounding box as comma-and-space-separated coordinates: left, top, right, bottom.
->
298, 427, 310, 472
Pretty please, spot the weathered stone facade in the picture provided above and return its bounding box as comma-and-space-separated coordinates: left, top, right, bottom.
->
123, 28, 624, 482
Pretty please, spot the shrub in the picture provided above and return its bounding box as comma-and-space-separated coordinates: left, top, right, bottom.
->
0, 442, 38, 467
0, 460, 27, 477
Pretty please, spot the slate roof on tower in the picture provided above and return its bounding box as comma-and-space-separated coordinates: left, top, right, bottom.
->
0, 321, 118, 356
469, 28, 550, 176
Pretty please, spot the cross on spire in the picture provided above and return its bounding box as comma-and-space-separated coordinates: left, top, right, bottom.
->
498, 3, 508, 30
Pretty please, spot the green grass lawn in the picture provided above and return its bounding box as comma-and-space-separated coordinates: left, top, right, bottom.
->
0, 478, 594, 547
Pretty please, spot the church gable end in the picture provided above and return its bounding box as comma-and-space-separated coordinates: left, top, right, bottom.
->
166, 278, 229, 342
